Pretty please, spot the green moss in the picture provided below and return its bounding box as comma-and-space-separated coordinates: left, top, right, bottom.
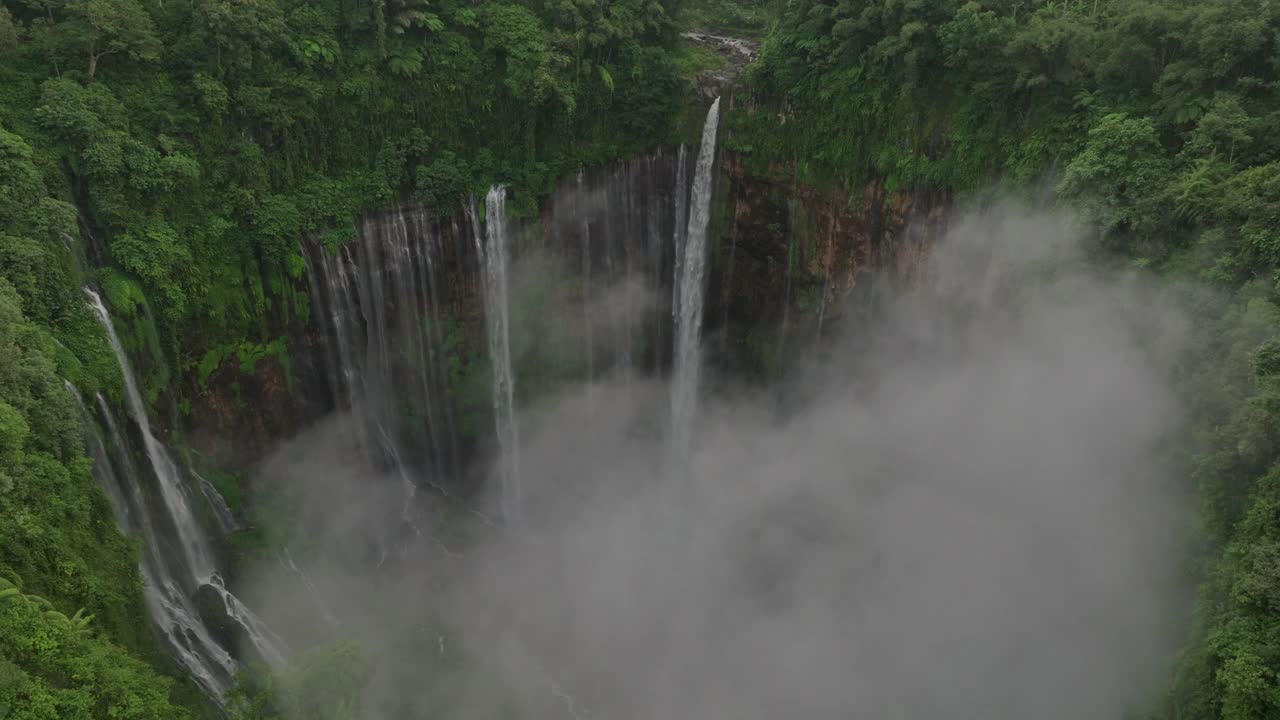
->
319, 224, 357, 254
673, 44, 727, 77
99, 269, 147, 319
193, 337, 291, 393
202, 466, 245, 517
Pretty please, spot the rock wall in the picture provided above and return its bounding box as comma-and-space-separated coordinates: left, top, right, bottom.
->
181, 291, 333, 470
704, 151, 946, 380
178, 141, 946, 473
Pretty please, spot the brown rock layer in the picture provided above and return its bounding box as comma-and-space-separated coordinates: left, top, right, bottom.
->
705, 152, 946, 378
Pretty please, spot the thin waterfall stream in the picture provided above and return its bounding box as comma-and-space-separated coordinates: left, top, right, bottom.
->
81, 289, 286, 701
474, 186, 521, 523
67, 380, 238, 700
670, 97, 722, 458
85, 289, 214, 579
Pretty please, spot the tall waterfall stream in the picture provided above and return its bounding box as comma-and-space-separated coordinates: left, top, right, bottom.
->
81, 290, 286, 702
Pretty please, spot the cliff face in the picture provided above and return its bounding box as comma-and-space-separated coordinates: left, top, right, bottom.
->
183, 300, 333, 469
704, 152, 946, 380
182, 150, 690, 478
179, 143, 945, 473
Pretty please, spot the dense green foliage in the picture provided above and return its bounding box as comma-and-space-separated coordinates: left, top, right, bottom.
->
736, 0, 1280, 201
0, 575, 191, 720
731, 1, 1280, 717
1, 42, 199, 712
0, 273, 191, 713
5, 0, 1280, 714
0, 279, 139, 636
1, 0, 691, 393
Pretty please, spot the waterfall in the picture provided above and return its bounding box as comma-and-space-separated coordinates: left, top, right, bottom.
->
472, 186, 520, 522
81, 290, 286, 700
815, 264, 831, 342
303, 210, 461, 513
203, 573, 288, 669
670, 144, 691, 309
608, 161, 635, 383
64, 381, 130, 530
65, 382, 238, 700
193, 468, 239, 535
670, 97, 721, 457
303, 150, 689, 524
578, 171, 595, 387
279, 546, 340, 628
776, 204, 795, 377
85, 289, 214, 579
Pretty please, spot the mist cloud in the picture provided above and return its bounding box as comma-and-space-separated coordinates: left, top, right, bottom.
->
247, 203, 1193, 720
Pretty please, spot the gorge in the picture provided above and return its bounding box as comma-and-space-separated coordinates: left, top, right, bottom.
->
2, 1, 1280, 719
65, 99, 1185, 720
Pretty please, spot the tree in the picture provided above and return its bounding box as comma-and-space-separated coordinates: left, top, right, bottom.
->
482, 4, 571, 107
0, 576, 189, 720
0, 7, 18, 50
1057, 113, 1173, 243
69, 0, 161, 78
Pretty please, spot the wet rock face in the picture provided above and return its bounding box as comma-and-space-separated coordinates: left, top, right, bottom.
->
192, 580, 280, 668
192, 582, 235, 652
176, 137, 942, 468
181, 285, 334, 470
704, 153, 948, 380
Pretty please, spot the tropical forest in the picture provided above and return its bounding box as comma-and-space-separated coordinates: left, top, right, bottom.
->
1, 0, 1280, 717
